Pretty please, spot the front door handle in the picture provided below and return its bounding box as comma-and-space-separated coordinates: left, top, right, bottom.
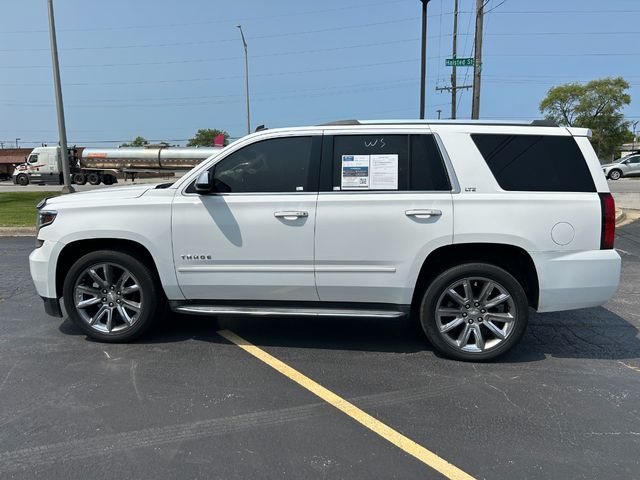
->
405, 209, 442, 218
274, 211, 308, 220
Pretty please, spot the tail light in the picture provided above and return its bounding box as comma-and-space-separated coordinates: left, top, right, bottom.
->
599, 193, 615, 249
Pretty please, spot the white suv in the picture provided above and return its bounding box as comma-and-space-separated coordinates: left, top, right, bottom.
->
30, 120, 621, 360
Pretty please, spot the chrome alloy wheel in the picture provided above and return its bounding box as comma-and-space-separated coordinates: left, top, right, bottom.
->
73, 263, 143, 334
435, 277, 516, 353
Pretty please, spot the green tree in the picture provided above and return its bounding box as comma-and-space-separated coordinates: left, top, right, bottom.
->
187, 129, 229, 147
539, 77, 632, 160
120, 136, 149, 147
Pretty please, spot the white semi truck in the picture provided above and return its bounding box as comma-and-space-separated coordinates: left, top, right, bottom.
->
12, 145, 222, 186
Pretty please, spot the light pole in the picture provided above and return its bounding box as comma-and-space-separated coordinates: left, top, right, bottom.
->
419, 0, 431, 119
15, 138, 20, 149
47, 0, 74, 193
633, 120, 639, 153
237, 25, 251, 135
436, 109, 442, 119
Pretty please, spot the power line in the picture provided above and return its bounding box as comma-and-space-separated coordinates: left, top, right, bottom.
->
0, 80, 419, 108
0, 58, 420, 87
0, 0, 413, 34
1, 38, 422, 69
3, 29, 639, 54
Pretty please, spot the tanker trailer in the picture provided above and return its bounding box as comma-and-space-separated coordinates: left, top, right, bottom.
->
13, 145, 222, 186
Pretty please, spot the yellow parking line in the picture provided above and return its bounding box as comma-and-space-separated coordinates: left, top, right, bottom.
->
218, 329, 476, 480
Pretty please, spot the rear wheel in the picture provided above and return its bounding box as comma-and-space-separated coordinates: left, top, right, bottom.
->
419, 263, 528, 361
16, 174, 29, 186
608, 169, 622, 180
63, 250, 161, 342
87, 172, 101, 185
72, 173, 87, 185
102, 174, 116, 185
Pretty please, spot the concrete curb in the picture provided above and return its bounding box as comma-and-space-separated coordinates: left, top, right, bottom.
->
615, 208, 626, 226
0, 227, 36, 237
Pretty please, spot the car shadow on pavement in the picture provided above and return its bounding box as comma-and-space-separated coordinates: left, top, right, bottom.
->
59, 305, 640, 363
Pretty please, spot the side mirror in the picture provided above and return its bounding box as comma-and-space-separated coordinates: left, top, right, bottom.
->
195, 170, 213, 194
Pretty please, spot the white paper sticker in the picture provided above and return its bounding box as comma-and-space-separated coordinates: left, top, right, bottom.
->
341, 155, 370, 189
370, 154, 398, 190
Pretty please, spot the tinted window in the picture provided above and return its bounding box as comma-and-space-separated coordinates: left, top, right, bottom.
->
626, 156, 640, 164
332, 134, 450, 191
28, 154, 38, 163
189, 136, 314, 193
471, 134, 596, 192
410, 135, 451, 191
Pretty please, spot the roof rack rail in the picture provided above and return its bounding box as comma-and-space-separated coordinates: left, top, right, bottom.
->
530, 119, 558, 127
317, 119, 560, 127
318, 119, 361, 126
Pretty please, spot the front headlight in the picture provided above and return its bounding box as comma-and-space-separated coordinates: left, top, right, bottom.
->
35, 211, 57, 247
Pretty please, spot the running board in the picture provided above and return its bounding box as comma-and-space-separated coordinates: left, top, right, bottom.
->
173, 305, 406, 318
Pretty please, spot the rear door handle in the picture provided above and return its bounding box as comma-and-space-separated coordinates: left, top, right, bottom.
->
274, 211, 308, 219
405, 209, 442, 218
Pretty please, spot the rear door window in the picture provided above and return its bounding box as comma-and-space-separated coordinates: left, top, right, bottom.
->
471, 134, 596, 192
331, 134, 450, 191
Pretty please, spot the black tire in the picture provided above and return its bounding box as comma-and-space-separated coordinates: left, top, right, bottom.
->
63, 250, 161, 342
102, 174, 115, 185
87, 172, 101, 185
16, 173, 29, 186
73, 173, 87, 185
419, 263, 529, 361
608, 169, 622, 180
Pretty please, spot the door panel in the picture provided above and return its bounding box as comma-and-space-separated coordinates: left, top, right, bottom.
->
314, 132, 454, 306
172, 194, 318, 300
315, 193, 453, 305
171, 133, 321, 301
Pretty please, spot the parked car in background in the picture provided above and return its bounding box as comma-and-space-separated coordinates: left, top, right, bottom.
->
29, 119, 620, 361
602, 154, 640, 180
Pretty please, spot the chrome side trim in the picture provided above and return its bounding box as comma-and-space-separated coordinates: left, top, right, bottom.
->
177, 266, 314, 273
315, 266, 396, 273
177, 265, 395, 273
174, 305, 405, 318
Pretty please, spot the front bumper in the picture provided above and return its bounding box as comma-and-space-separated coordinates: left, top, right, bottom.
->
532, 249, 621, 312
29, 239, 61, 301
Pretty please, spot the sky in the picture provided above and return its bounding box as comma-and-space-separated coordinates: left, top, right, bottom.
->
1, 0, 639, 147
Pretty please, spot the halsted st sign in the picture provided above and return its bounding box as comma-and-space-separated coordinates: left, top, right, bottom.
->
445, 57, 474, 67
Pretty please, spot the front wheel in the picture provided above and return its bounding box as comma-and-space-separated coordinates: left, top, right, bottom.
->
63, 250, 161, 342
16, 174, 29, 186
419, 263, 529, 361
608, 169, 622, 180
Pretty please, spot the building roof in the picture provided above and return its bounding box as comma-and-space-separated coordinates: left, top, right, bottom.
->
0, 148, 31, 165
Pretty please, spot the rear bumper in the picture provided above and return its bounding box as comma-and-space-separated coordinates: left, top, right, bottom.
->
532, 249, 621, 312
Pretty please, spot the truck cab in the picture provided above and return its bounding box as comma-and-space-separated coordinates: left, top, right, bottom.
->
13, 146, 64, 186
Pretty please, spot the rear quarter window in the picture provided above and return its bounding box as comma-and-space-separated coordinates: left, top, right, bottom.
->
471, 134, 596, 192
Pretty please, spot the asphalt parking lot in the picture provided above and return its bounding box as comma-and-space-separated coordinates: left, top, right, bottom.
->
0, 222, 639, 479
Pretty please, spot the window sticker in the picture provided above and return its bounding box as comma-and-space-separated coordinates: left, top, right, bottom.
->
341, 155, 370, 189
370, 154, 398, 190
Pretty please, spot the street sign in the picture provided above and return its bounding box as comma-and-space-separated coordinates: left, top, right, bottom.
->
445, 57, 474, 67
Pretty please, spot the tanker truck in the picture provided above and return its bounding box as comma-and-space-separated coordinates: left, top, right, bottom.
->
12, 145, 223, 186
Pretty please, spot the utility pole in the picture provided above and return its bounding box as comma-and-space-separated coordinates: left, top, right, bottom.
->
419, 0, 431, 119
436, 109, 442, 119
15, 138, 20, 149
451, 0, 459, 119
471, 0, 485, 119
47, 0, 74, 193
237, 25, 251, 135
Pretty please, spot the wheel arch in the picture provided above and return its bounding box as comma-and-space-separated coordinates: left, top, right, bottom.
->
411, 242, 539, 312
55, 238, 164, 299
